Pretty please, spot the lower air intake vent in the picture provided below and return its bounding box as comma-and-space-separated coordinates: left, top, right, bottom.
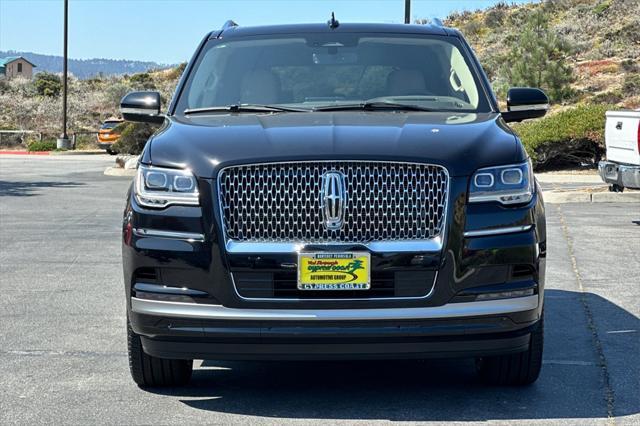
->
135, 267, 158, 283
511, 265, 534, 280
233, 271, 436, 300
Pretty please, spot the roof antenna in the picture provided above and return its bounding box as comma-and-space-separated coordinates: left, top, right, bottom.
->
328, 12, 339, 29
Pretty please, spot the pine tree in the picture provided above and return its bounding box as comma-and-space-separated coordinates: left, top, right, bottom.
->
504, 10, 574, 102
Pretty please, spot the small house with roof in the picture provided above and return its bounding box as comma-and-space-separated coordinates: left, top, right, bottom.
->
0, 56, 36, 79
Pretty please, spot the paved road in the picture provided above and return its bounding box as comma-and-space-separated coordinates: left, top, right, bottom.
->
1, 155, 638, 425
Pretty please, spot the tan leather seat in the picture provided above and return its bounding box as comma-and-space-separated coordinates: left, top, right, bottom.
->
240, 70, 281, 104
386, 69, 427, 96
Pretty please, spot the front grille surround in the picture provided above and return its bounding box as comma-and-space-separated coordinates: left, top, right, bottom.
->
217, 161, 449, 245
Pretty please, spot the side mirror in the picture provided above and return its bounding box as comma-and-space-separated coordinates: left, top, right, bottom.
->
502, 87, 549, 123
120, 91, 164, 124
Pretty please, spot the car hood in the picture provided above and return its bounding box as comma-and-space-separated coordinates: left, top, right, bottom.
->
145, 112, 522, 177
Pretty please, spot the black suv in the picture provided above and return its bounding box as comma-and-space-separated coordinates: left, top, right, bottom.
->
121, 20, 549, 387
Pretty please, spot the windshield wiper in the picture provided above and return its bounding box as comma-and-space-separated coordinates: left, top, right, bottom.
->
313, 101, 436, 112
184, 104, 308, 114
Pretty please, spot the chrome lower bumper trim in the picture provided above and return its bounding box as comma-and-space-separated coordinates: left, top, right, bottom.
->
225, 237, 443, 254
130, 295, 538, 321
133, 228, 205, 242
598, 160, 640, 189
133, 283, 208, 296
463, 225, 533, 238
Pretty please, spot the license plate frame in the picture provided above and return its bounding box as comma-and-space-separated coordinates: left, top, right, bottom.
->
297, 252, 371, 291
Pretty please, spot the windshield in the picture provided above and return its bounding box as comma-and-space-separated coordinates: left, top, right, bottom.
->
101, 121, 121, 129
176, 33, 491, 113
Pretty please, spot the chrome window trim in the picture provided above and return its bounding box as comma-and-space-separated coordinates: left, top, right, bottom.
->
216, 160, 450, 253
230, 271, 438, 302
463, 224, 533, 238
133, 228, 205, 242
130, 294, 538, 321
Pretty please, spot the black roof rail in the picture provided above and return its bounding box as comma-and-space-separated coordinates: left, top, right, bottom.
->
221, 20, 238, 31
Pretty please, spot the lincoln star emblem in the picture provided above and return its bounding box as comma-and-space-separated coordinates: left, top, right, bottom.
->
321, 171, 346, 231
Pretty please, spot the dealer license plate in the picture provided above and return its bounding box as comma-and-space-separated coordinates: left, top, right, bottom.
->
297, 252, 371, 290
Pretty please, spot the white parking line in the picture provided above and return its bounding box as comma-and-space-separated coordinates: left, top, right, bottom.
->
543, 360, 596, 366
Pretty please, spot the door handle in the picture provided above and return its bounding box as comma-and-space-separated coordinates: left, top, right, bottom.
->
616, 121, 623, 130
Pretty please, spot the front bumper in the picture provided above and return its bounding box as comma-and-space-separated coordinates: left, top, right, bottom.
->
140, 330, 533, 361
130, 298, 538, 360
131, 295, 538, 321
129, 276, 541, 360
598, 160, 640, 189
98, 142, 115, 150
123, 177, 546, 360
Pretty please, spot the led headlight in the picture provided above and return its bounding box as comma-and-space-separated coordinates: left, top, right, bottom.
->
469, 160, 534, 205
134, 164, 199, 208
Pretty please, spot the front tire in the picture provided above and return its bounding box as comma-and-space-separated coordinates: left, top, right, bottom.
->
476, 311, 544, 386
127, 320, 193, 387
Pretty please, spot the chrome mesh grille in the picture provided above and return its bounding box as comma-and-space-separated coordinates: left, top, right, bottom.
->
218, 161, 448, 243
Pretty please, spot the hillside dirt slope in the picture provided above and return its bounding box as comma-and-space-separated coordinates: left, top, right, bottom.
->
445, 0, 640, 109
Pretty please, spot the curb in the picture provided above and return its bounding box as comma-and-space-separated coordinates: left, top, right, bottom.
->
104, 167, 136, 177
0, 150, 50, 155
544, 190, 640, 203
50, 150, 107, 156
535, 173, 602, 184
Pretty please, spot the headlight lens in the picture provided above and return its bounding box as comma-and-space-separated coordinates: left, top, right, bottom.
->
469, 161, 534, 205
134, 164, 199, 208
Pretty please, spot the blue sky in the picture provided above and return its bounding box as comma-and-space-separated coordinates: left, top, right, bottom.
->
1, 0, 536, 64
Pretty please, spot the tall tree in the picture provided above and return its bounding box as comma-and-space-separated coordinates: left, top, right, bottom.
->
504, 10, 573, 102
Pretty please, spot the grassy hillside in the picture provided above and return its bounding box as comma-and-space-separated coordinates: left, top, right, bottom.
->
445, 0, 640, 109
0, 67, 182, 149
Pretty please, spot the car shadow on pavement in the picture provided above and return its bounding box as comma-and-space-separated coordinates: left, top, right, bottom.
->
146, 289, 640, 422
0, 180, 85, 196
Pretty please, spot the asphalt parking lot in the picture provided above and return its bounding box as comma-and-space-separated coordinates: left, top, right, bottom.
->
1, 154, 638, 425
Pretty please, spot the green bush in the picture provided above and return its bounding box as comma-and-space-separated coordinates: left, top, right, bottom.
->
484, 3, 508, 28
74, 133, 99, 150
0, 78, 10, 94
33, 72, 62, 97
110, 122, 158, 154
27, 139, 57, 152
591, 90, 623, 104
621, 59, 638, 73
129, 72, 156, 90
622, 74, 640, 96
593, 0, 612, 15
512, 104, 611, 170
165, 62, 187, 81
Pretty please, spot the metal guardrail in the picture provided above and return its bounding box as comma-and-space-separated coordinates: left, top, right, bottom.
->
0, 130, 43, 145
69, 131, 99, 149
